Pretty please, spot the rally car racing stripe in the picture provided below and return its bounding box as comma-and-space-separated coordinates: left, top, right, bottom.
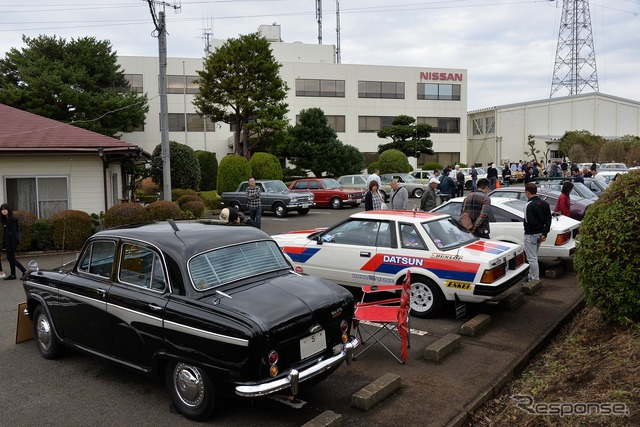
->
359, 254, 480, 283
465, 241, 511, 254
282, 247, 321, 263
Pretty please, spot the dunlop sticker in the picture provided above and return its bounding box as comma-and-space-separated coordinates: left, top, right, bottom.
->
446, 280, 473, 291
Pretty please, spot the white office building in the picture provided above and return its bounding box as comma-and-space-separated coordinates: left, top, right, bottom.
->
468, 92, 640, 166
118, 24, 468, 169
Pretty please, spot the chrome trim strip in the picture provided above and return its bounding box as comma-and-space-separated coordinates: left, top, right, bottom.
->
58, 287, 106, 310
106, 303, 163, 329
164, 319, 249, 347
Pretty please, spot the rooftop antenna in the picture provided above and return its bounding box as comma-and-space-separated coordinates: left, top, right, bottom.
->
143, 0, 181, 201
550, 0, 599, 97
336, 0, 341, 63
316, 0, 322, 44
200, 16, 213, 54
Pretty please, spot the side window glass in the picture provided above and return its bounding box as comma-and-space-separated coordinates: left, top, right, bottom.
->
309, 181, 320, 190
119, 243, 164, 290
321, 220, 379, 246
78, 241, 115, 278
399, 224, 425, 249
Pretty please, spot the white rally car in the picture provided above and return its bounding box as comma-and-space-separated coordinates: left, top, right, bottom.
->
272, 210, 529, 318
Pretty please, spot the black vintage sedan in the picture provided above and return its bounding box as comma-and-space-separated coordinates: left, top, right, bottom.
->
22, 221, 358, 420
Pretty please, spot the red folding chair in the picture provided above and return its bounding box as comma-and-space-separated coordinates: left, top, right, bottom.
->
352, 271, 411, 363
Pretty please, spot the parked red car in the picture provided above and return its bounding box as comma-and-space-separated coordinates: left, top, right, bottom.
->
289, 178, 365, 209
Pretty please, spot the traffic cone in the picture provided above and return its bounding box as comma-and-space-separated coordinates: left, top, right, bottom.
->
496, 180, 501, 188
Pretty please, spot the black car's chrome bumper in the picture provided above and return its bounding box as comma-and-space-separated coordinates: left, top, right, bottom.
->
235, 337, 360, 398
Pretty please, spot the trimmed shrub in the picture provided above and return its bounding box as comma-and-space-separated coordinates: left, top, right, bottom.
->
196, 150, 218, 191
150, 140, 202, 190
217, 154, 251, 193
181, 200, 205, 218
199, 191, 222, 210
104, 203, 152, 228
146, 200, 182, 220
31, 219, 53, 251
171, 188, 198, 202
574, 170, 640, 325
176, 194, 201, 207
423, 162, 443, 171
378, 149, 411, 173
14, 210, 37, 252
367, 162, 380, 174
249, 152, 283, 180
49, 210, 94, 250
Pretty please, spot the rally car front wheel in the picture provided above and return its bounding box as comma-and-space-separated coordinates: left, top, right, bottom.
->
410, 279, 444, 318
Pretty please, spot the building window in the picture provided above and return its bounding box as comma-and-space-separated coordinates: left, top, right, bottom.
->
417, 83, 461, 101
358, 116, 396, 132
296, 114, 345, 132
485, 117, 495, 134
358, 81, 405, 99
166, 75, 200, 94
166, 113, 215, 132
123, 74, 143, 93
295, 79, 345, 97
4, 176, 69, 219
472, 118, 484, 135
417, 117, 460, 134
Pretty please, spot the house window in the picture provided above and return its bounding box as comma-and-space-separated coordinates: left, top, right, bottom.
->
472, 118, 484, 135
417, 83, 461, 101
295, 79, 345, 97
166, 113, 215, 132
417, 117, 460, 134
166, 75, 200, 94
485, 117, 495, 134
4, 177, 69, 218
123, 74, 143, 93
358, 116, 396, 132
358, 81, 405, 99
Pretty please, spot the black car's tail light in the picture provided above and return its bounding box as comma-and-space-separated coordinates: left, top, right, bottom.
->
268, 350, 279, 377
340, 320, 349, 343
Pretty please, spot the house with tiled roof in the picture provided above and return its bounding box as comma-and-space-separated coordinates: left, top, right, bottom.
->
0, 104, 150, 218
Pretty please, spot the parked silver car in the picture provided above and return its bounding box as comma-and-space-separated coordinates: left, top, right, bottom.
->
380, 173, 428, 198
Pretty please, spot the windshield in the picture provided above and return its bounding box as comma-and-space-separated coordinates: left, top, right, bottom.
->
421, 217, 476, 251
321, 178, 342, 189
189, 240, 290, 290
400, 174, 418, 183
264, 180, 289, 192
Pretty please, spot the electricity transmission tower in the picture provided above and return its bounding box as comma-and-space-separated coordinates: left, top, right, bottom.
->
550, 0, 599, 97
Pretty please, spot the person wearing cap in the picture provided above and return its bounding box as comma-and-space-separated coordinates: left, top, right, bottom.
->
420, 177, 440, 211
219, 207, 258, 227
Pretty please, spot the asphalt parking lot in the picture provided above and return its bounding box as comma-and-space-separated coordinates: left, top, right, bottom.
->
0, 195, 585, 426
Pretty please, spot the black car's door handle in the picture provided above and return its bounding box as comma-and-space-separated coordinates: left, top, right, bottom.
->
360, 251, 371, 257
149, 304, 163, 311
96, 289, 107, 297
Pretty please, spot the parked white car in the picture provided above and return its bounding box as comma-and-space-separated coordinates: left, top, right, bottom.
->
431, 197, 580, 263
272, 210, 529, 318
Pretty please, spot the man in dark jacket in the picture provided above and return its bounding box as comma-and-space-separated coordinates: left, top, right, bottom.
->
523, 183, 552, 281
455, 166, 465, 197
462, 178, 491, 238
438, 172, 457, 202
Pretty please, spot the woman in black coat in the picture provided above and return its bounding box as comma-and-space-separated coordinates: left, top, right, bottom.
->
1, 203, 26, 280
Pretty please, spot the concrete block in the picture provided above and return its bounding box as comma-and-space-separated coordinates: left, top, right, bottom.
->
459, 314, 492, 337
498, 292, 525, 310
521, 279, 542, 295
424, 333, 461, 362
302, 410, 342, 427
545, 265, 565, 279
351, 373, 402, 411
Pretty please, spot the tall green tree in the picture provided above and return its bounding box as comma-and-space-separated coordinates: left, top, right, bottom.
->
0, 35, 148, 138
194, 33, 289, 158
558, 130, 604, 162
376, 115, 434, 158
281, 108, 364, 177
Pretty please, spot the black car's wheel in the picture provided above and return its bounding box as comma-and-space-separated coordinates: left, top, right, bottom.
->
330, 197, 343, 209
273, 202, 288, 218
412, 188, 424, 198
166, 362, 217, 421
297, 208, 310, 215
33, 305, 64, 359
410, 278, 445, 318
230, 202, 241, 212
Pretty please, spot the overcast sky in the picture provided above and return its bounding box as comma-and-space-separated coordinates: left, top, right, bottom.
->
1, 0, 638, 110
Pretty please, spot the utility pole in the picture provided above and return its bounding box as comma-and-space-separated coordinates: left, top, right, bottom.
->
336, 0, 341, 63
550, 0, 599, 97
144, 0, 181, 201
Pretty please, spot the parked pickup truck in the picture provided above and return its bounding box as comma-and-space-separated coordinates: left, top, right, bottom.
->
221, 180, 315, 218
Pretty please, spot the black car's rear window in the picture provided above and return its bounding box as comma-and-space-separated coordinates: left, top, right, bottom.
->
188, 240, 290, 290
